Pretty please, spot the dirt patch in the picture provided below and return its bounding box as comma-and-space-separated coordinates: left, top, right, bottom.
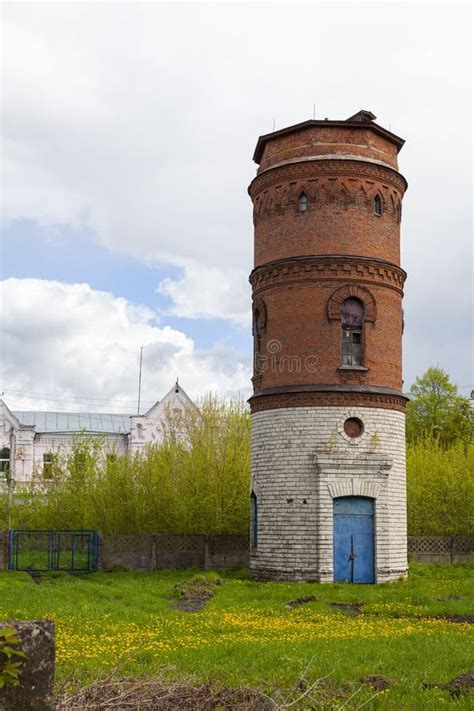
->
27, 572, 43, 584
56, 677, 275, 710
444, 671, 474, 698
359, 675, 391, 692
330, 602, 363, 617
436, 595, 462, 601
172, 574, 222, 613
423, 670, 474, 698
286, 595, 318, 609
175, 595, 213, 612
442, 615, 474, 624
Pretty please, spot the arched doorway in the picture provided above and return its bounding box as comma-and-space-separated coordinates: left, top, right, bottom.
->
333, 497, 375, 583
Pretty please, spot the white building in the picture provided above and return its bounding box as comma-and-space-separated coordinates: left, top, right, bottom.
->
0, 381, 195, 484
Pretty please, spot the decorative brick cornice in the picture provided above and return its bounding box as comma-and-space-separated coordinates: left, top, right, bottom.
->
249, 389, 407, 414
250, 255, 406, 295
249, 159, 407, 199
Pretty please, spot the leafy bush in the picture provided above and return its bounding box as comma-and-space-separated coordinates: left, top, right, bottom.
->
1, 387, 473, 537
0, 627, 26, 689
407, 438, 474, 536
1, 396, 250, 535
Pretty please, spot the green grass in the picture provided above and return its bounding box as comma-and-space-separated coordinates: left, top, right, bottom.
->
0, 565, 473, 708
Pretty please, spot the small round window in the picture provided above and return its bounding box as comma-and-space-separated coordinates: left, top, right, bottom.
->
343, 417, 364, 439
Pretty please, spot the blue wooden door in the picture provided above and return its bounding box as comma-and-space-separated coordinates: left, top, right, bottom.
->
333, 497, 375, 583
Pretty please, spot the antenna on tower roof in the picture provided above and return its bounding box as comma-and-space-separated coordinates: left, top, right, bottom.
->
313, 104, 316, 119
137, 345, 143, 415
272, 118, 275, 132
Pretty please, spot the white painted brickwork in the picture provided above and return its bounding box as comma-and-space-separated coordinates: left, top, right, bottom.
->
250, 406, 407, 582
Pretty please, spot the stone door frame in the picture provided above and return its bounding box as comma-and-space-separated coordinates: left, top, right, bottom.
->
313, 452, 392, 582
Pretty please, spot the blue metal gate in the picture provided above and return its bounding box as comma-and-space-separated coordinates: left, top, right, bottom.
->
8, 530, 99, 572
333, 497, 375, 584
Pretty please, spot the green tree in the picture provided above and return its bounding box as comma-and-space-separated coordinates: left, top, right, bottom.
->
406, 366, 473, 448
0, 397, 251, 535
407, 438, 474, 535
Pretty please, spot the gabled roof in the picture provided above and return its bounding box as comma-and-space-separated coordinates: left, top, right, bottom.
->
0, 399, 24, 429
143, 380, 195, 418
252, 110, 405, 163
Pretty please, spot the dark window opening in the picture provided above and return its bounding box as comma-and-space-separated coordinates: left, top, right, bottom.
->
341, 298, 364, 366
251, 491, 258, 548
0, 447, 10, 477
253, 299, 267, 374
342, 329, 362, 365
374, 194, 382, 216
253, 308, 261, 366
298, 192, 308, 212
43, 452, 53, 480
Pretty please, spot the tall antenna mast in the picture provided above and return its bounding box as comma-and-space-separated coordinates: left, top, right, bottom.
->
137, 345, 143, 415
313, 104, 316, 119
272, 117, 275, 132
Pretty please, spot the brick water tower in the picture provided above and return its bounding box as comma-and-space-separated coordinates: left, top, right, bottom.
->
248, 110, 408, 583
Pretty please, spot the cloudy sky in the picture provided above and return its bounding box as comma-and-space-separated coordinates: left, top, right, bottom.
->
1, 1, 472, 413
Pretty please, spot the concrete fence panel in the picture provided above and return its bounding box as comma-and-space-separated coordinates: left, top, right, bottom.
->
100, 534, 155, 571
1, 531, 472, 571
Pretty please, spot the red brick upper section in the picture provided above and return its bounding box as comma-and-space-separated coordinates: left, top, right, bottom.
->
248, 112, 408, 409
254, 122, 403, 173
249, 115, 407, 268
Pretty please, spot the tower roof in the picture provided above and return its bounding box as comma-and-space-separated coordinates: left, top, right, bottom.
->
252, 110, 405, 164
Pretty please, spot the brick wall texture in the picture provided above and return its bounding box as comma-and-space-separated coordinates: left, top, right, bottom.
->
248, 115, 408, 582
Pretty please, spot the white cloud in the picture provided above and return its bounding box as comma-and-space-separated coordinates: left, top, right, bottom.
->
0, 279, 252, 411
159, 264, 250, 326
0, 3, 472, 384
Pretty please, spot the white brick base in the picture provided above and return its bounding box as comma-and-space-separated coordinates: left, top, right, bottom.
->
250, 406, 407, 583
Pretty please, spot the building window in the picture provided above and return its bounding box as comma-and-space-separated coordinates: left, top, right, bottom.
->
43, 452, 53, 480
0, 447, 10, 477
374, 194, 382, 216
298, 192, 308, 212
341, 298, 364, 366
251, 491, 258, 548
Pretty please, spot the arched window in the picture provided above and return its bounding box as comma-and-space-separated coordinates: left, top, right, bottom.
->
341, 298, 364, 366
374, 194, 382, 216
298, 192, 308, 212
136, 423, 144, 440
251, 491, 258, 548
